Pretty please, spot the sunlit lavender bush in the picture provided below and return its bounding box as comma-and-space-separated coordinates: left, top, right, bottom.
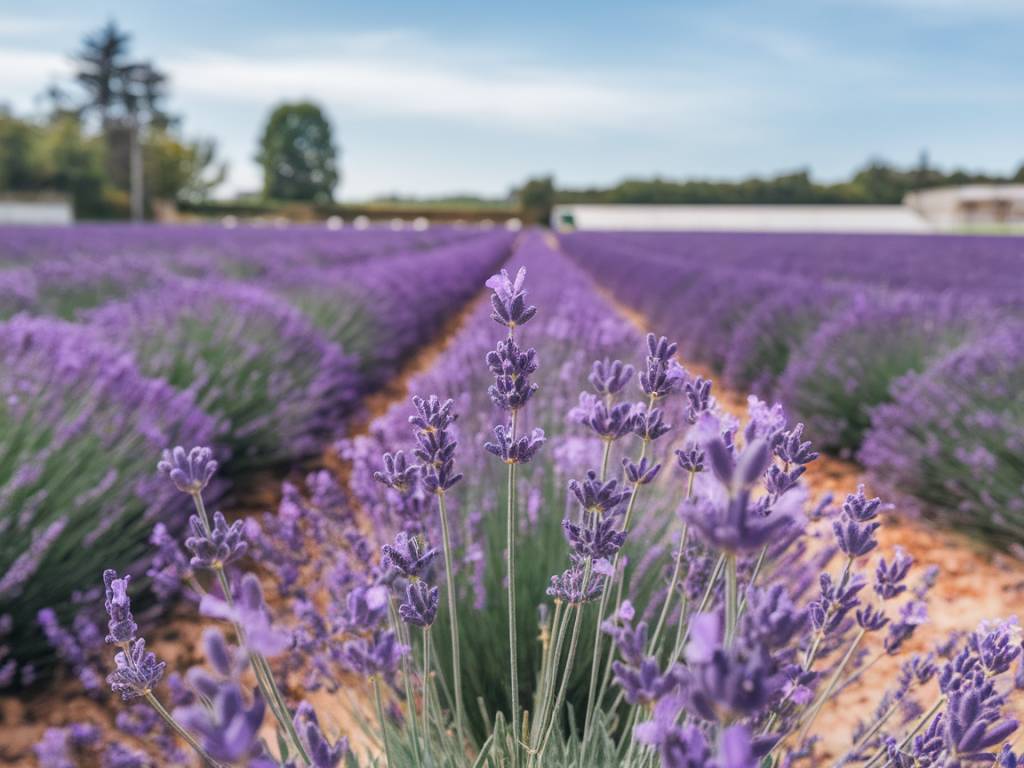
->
723, 282, 852, 396
0, 316, 217, 686
862, 320, 1024, 549
82, 236, 1024, 768
777, 294, 985, 456
280, 233, 512, 382
86, 280, 360, 472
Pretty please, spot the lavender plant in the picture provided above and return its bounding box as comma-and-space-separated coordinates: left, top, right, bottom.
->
0, 316, 217, 688
861, 320, 1024, 549
83, 235, 1024, 768
777, 294, 987, 455
86, 280, 360, 471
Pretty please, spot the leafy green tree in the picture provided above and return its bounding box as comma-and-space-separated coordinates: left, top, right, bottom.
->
257, 102, 339, 203
519, 175, 556, 225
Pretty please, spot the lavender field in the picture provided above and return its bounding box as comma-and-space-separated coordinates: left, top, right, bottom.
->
3, 225, 1024, 768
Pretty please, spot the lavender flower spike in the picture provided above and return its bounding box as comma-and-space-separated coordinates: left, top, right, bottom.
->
487, 266, 537, 329
107, 639, 166, 701
157, 446, 218, 495
103, 570, 138, 645
399, 580, 439, 627
184, 510, 247, 569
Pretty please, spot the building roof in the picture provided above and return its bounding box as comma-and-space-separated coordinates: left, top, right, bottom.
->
552, 204, 931, 233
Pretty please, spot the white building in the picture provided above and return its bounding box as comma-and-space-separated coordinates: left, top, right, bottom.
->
0, 195, 74, 225
904, 185, 1024, 231
551, 204, 930, 233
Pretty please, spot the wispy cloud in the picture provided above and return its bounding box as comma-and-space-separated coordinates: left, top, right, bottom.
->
163, 37, 746, 135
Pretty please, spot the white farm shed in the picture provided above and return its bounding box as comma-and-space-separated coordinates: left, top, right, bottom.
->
904, 185, 1024, 230
0, 195, 74, 225
551, 204, 931, 233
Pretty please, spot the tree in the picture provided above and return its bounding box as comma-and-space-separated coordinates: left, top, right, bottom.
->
73, 22, 169, 220
519, 175, 556, 225
257, 102, 339, 203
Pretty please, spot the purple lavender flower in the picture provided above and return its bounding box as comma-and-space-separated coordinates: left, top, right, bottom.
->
639, 333, 683, 400
381, 532, 438, 579
631, 404, 672, 442
683, 376, 713, 424
809, 571, 866, 635
589, 358, 635, 396
612, 657, 677, 706
107, 639, 166, 700
484, 424, 546, 464
675, 444, 705, 474
563, 514, 627, 560
619, 460, 658, 491
487, 266, 537, 329
295, 701, 349, 768
200, 573, 290, 656
547, 565, 605, 604
875, 546, 913, 600
103, 570, 138, 645
486, 337, 539, 410
157, 445, 218, 495
569, 470, 631, 515
340, 630, 406, 678
409, 395, 463, 493
884, 600, 928, 654
573, 395, 636, 440
398, 580, 439, 627
372, 451, 418, 494
174, 681, 266, 763
339, 584, 391, 631
184, 510, 247, 569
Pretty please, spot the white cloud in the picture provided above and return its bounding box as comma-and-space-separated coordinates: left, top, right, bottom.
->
164, 50, 713, 134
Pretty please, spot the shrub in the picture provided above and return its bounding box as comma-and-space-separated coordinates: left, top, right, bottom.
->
86, 280, 360, 472
0, 316, 216, 684
861, 321, 1024, 549
776, 293, 984, 456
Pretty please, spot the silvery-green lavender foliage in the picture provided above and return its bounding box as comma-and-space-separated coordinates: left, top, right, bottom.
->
776, 293, 986, 456
85, 234, 1024, 768
86, 280, 360, 472
861, 321, 1024, 550
277, 233, 513, 383
0, 316, 217, 687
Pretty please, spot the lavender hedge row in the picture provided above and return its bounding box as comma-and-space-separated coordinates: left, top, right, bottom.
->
562, 231, 1024, 545
0, 227, 511, 684
0, 224, 478, 321
50, 234, 1024, 768
0, 318, 218, 686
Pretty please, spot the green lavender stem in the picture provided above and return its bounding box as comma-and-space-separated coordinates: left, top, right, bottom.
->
422, 628, 432, 764
373, 676, 396, 768
506, 407, 522, 768
436, 490, 467, 752
535, 602, 586, 766
145, 691, 227, 768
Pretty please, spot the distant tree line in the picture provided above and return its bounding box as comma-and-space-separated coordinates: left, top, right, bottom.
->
512, 157, 1024, 225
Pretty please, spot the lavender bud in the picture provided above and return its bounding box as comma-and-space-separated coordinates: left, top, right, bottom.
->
157, 446, 218, 494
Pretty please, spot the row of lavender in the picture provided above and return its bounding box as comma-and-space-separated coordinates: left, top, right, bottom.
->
55, 233, 1024, 768
561, 231, 1024, 550
0, 226, 512, 687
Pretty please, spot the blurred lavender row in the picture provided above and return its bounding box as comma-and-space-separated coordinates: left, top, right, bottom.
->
0, 225, 512, 685
561, 230, 1024, 548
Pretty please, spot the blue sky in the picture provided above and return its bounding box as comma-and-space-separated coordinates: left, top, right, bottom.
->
1, 0, 1021, 200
